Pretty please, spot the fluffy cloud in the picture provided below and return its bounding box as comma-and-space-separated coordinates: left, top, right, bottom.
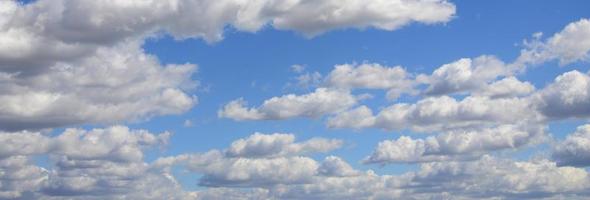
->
0, 41, 197, 131
326, 106, 376, 129
533, 70, 590, 120
325, 63, 415, 100
409, 155, 590, 199
0, 156, 47, 199
374, 95, 536, 132
226, 133, 342, 158
364, 124, 546, 164
0, 0, 455, 131
552, 124, 590, 167
219, 88, 357, 121
0, 126, 194, 199
0, 0, 456, 73
515, 18, 590, 67
423, 56, 510, 96
154, 133, 344, 188
190, 155, 590, 200
474, 76, 535, 98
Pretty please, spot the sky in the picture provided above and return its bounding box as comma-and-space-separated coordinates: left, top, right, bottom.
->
1, 0, 590, 199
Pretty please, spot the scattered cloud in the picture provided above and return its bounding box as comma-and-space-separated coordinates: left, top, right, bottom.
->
364, 124, 546, 164
219, 88, 357, 121
515, 18, 590, 67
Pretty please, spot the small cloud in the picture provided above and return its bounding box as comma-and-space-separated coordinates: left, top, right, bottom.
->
183, 119, 194, 127
290, 64, 306, 73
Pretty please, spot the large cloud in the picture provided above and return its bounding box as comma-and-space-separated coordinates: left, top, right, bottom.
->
533, 70, 590, 120
423, 56, 510, 96
0, 0, 456, 74
0, 0, 456, 131
515, 18, 590, 67
375, 95, 535, 132
180, 155, 590, 200
363, 124, 546, 164
154, 132, 345, 188
3, 130, 588, 200
0, 126, 198, 199
552, 124, 590, 167
0, 41, 197, 131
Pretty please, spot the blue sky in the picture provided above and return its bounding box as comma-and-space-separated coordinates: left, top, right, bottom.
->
141, 0, 589, 172
2, 0, 590, 199
131, 0, 590, 191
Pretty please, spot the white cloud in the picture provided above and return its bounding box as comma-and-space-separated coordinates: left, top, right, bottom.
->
423, 56, 510, 96
219, 88, 357, 121
0, 0, 456, 74
364, 124, 546, 164
225, 132, 342, 158
0, 156, 47, 199
474, 76, 535, 98
552, 124, 590, 167
178, 156, 590, 200
325, 63, 415, 100
249, 0, 456, 37
373, 95, 537, 132
0, 126, 195, 199
154, 133, 344, 188
0, 0, 455, 131
0, 41, 197, 131
515, 18, 590, 67
290, 64, 306, 73
326, 106, 376, 129
318, 156, 360, 177
533, 70, 590, 120
410, 155, 590, 199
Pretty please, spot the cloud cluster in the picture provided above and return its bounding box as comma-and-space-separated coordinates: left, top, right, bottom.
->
222, 19, 590, 132
552, 124, 590, 167
0, 126, 198, 199
364, 124, 546, 164
154, 133, 347, 188
1, 0, 456, 131
0, 41, 197, 131
1, 129, 587, 199
325, 63, 416, 100
156, 134, 590, 200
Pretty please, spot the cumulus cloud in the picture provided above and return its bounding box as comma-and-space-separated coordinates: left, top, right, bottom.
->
0, 0, 455, 131
374, 95, 536, 132
423, 56, 510, 96
515, 18, 590, 67
326, 106, 376, 129
154, 132, 345, 188
552, 124, 590, 167
219, 88, 357, 121
0, 126, 197, 199
364, 124, 546, 164
0, 0, 456, 73
325, 63, 415, 100
225, 132, 342, 158
330, 69, 590, 132
409, 155, 590, 199
533, 70, 590, 120
189, 155, 590, 200
474, 76, 535, 98
0, 41, 197, 131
